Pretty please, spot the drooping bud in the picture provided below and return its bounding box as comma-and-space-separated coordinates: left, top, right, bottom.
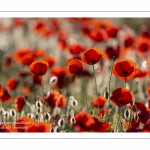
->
37, 107, 42, 113
112, 56, 116, 62
89, 109, 93, 115
27, 113, 34, 119
124, 109, 130, 119
70, 98, 78, 107
44, 112, 51, 121
51, 128, 54, 133
130, 99, 135, 107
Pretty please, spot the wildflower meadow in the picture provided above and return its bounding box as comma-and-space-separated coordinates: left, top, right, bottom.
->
0, 18, 150, 132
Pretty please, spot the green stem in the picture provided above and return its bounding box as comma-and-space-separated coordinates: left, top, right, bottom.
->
92, 65, 98, 99
41, 76, 46, 112
81, 75, 89, 113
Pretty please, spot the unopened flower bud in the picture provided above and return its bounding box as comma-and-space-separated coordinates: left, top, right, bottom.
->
10, 109, 16, 117
70, 116, 76, 124
124, 109, 130, 119
58, 118, 65, 127
70, 98, 78, 107
44, 112, 51, 121
36, 101, 42, 108
37, 107, 42, 113
134, 113, 139, 122
104, 87, 109, 100
49, 76, 58, 85
130, 100, 135, 107
54, 126, 61, 132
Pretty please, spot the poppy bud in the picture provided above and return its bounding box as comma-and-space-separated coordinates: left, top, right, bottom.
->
36, 101, 42, 108
37, 107, 42, 113
89, 109, 93, 115
104, 87, 109, 100
70, 110, 74, 117
70, 116, 76, 124
0, 108, 4, 116
134, 113, 139, 122
49, 76, 58, 85
124, 109, 130, 119
27, 113, 34, 119
44, 112, 51, 121
10, 109, 16, 117
130, 99, 135, 107
35, 114, 39, 120
54, 126, 61, 132
3, 111, 10, 120
70, 98, 78, 107
58, 118, 65, 127
51, 128, 54, 133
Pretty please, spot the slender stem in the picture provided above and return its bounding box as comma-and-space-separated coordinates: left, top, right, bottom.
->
81, 74, 89, 113
124, 77, 126, 88
107, 57, 115, 121
41, 76, 46, 112
92, 65, 98, 98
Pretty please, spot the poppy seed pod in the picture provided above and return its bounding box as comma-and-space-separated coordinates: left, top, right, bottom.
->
58, 118, 65, 127
124, 109, 130, 119
70, 116, 76, 124
36, 101, 42, 108
49, 76, 58, 85
134, 113, 139, 122
10, 109, 16, 117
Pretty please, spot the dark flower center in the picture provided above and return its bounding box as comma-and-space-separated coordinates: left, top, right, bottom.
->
122, 70, 128, 76
119, 100, 125, 104
38, 71, 43, 76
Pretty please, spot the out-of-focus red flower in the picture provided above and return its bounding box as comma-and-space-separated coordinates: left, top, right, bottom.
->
0, 85, 13, 102
104, 45, 121, 59
29, 61, 49, 76
110, 88, 134, 107
67, 59, 83, 75
32, 49, 46, 58
142, 119, 150, 132
12, 18, 25, 27
15, 117, 35, 132
98, 109, 109, 117
135, 36, 150, 54
124, 36, 134, 48
67, 44, 84, 55
132, 102, 149, 124
81, 48, 103, 65
6, 78, 19, 91
13, 48, 35, 66
3, 55, 13, 68
21, 86, 32, 95
14, 96, 26, 111
92, 96, 106, 108
113, 59, 136, 80
32, 21, 53, 37
41, 90, 66, 108
43, 56, 56, 68
106, 26, 119, 38
73, 111, 110, 132
25, 122, 51, 132
51, 66, 75, 89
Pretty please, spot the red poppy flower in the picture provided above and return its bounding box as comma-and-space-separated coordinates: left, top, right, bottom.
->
87, 30, 103, 42
32, 49, 46, 58
98, 109, 109, 117
110, 88, 134, 107
42, 90, 66, 108
81, 48, 103, 65
51, 66, 75, 89
29, 61, 49, 76
6, 78, 19, 91
15, 117, 35, 132
25, 122, 51, 132
106, 26, 119, 38
124, 36, 134, 48
113, 59, 136, 80
92, 96, 106, 108
73, 111, 110, 132
67, 59, 83, 75
14, 96, 26, 111
12, 18, 25, 27
0, 85, 13, 102
43, 56, 56, 68
67, 44, 84, 55
143, 119, 150, 132
135, 36, 150, 53
13, 48, 35, 66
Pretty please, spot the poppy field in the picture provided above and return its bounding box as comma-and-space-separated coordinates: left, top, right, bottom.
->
0, 18, 150, 132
